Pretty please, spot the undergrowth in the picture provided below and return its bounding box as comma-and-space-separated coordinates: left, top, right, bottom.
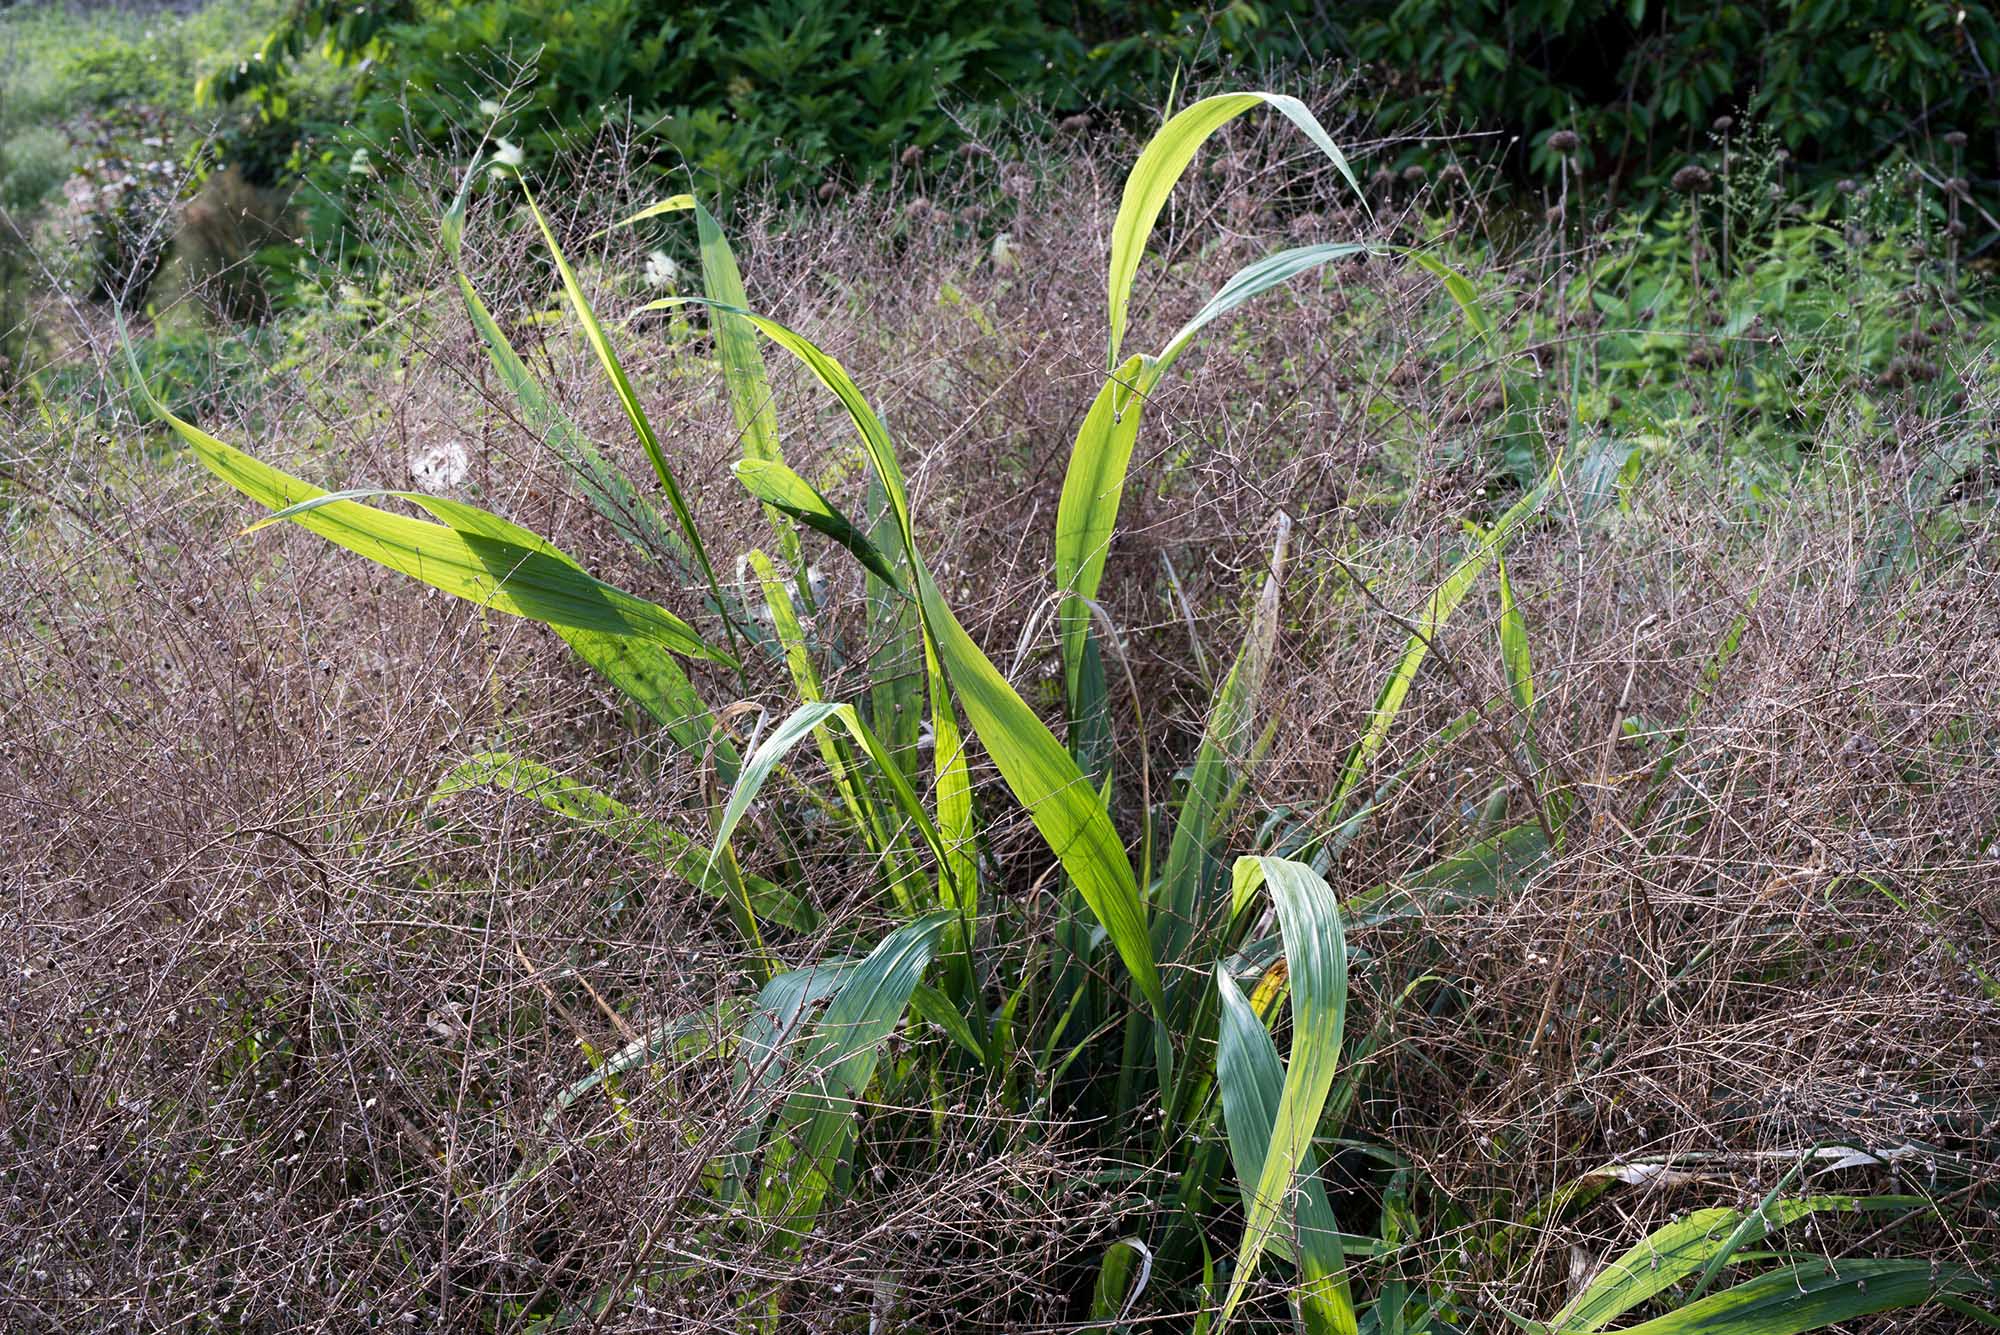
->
1, 92, 1996, 1333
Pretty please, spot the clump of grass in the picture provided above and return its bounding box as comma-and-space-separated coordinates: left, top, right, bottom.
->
3, 88, 1995, 1332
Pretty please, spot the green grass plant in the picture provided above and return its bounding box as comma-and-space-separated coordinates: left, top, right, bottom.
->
128, 91, 1990, 1333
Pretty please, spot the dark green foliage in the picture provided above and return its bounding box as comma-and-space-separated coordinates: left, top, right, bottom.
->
220, 0, 1286, 202
216, 0, 2000, 208
1348, 0, 2000, 190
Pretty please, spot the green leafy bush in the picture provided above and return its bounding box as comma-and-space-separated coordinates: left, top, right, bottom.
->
1347, 0, 2000, 190
217, 0, 1285, 203
216, 0, 2000, 211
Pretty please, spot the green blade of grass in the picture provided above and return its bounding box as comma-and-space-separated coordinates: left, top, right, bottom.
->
863, 463, 925, 783
907, 981, 986, 1061
264, 483, 733, 764
1108, 93, 1364, 367
1090, 1237, 1155, 1333
444, 180, 693, 575
747, 550, 920, 905
612, 195, 781, 468
1214, 965, 1357, 1335
510, 173, 734, 649
1496, 551, 1534, 719
125, 355, 736, 672
1609, 1259, 1979, 1335
1154, 243, 1377, 372
540, 1001, 741, 1131
556, 625, 742, 775
432, 751, 817, 932
1055, 358, 1152, 719
707, 700, 950, 911
722, 958, 860, 1203
1494, 548, 1556, 833
924, 611, 980, 930
1551, 1197, 1925, 1332
440, 180, 750, 768
1406, 250, 1494, 342
914, 559, 1165, 1034
1682, 1160, 1812, 1306
612, 193, 813, 589
1057, 243, 1372, 724
733, 458, 904, 589
759, 910, 953, 1241
649, 297, 1168, 1048
1217, 856, 1349, 1333
245, 487, 726, 660
1332, 460, 1559, 814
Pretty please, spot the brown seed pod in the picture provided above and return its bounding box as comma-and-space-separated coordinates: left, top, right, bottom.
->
1548, 130, 1580, 154
1672, 164, 1713, 194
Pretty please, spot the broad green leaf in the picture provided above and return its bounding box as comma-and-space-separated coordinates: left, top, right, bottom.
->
432, 751, 816, 932
247, 487, 724, 660
511, 174, 731, 638
708, 700, 949, 911
722, 958, 859, 1203
1215, 966, 1357, 1335
907, 982, 986, 1061
916, 561, 1163, 1032
1218, 857, 1349, 1332
124, 359, 735, 672
734, 458, 903, 589
1055, 359, 1154, 714
1551, 1197, 1926, 1332
1090, 1237, 1156, 1332
759, 911, 953, 1240
1057, 243, 1370, 716
1155, 243, 1376, 372
1611, 1258, 1979, 1335
1496, 551, 1534, 719
1406, 251, 1494, 341
1108, 93, 1363, 367
863, 464, 925, 783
